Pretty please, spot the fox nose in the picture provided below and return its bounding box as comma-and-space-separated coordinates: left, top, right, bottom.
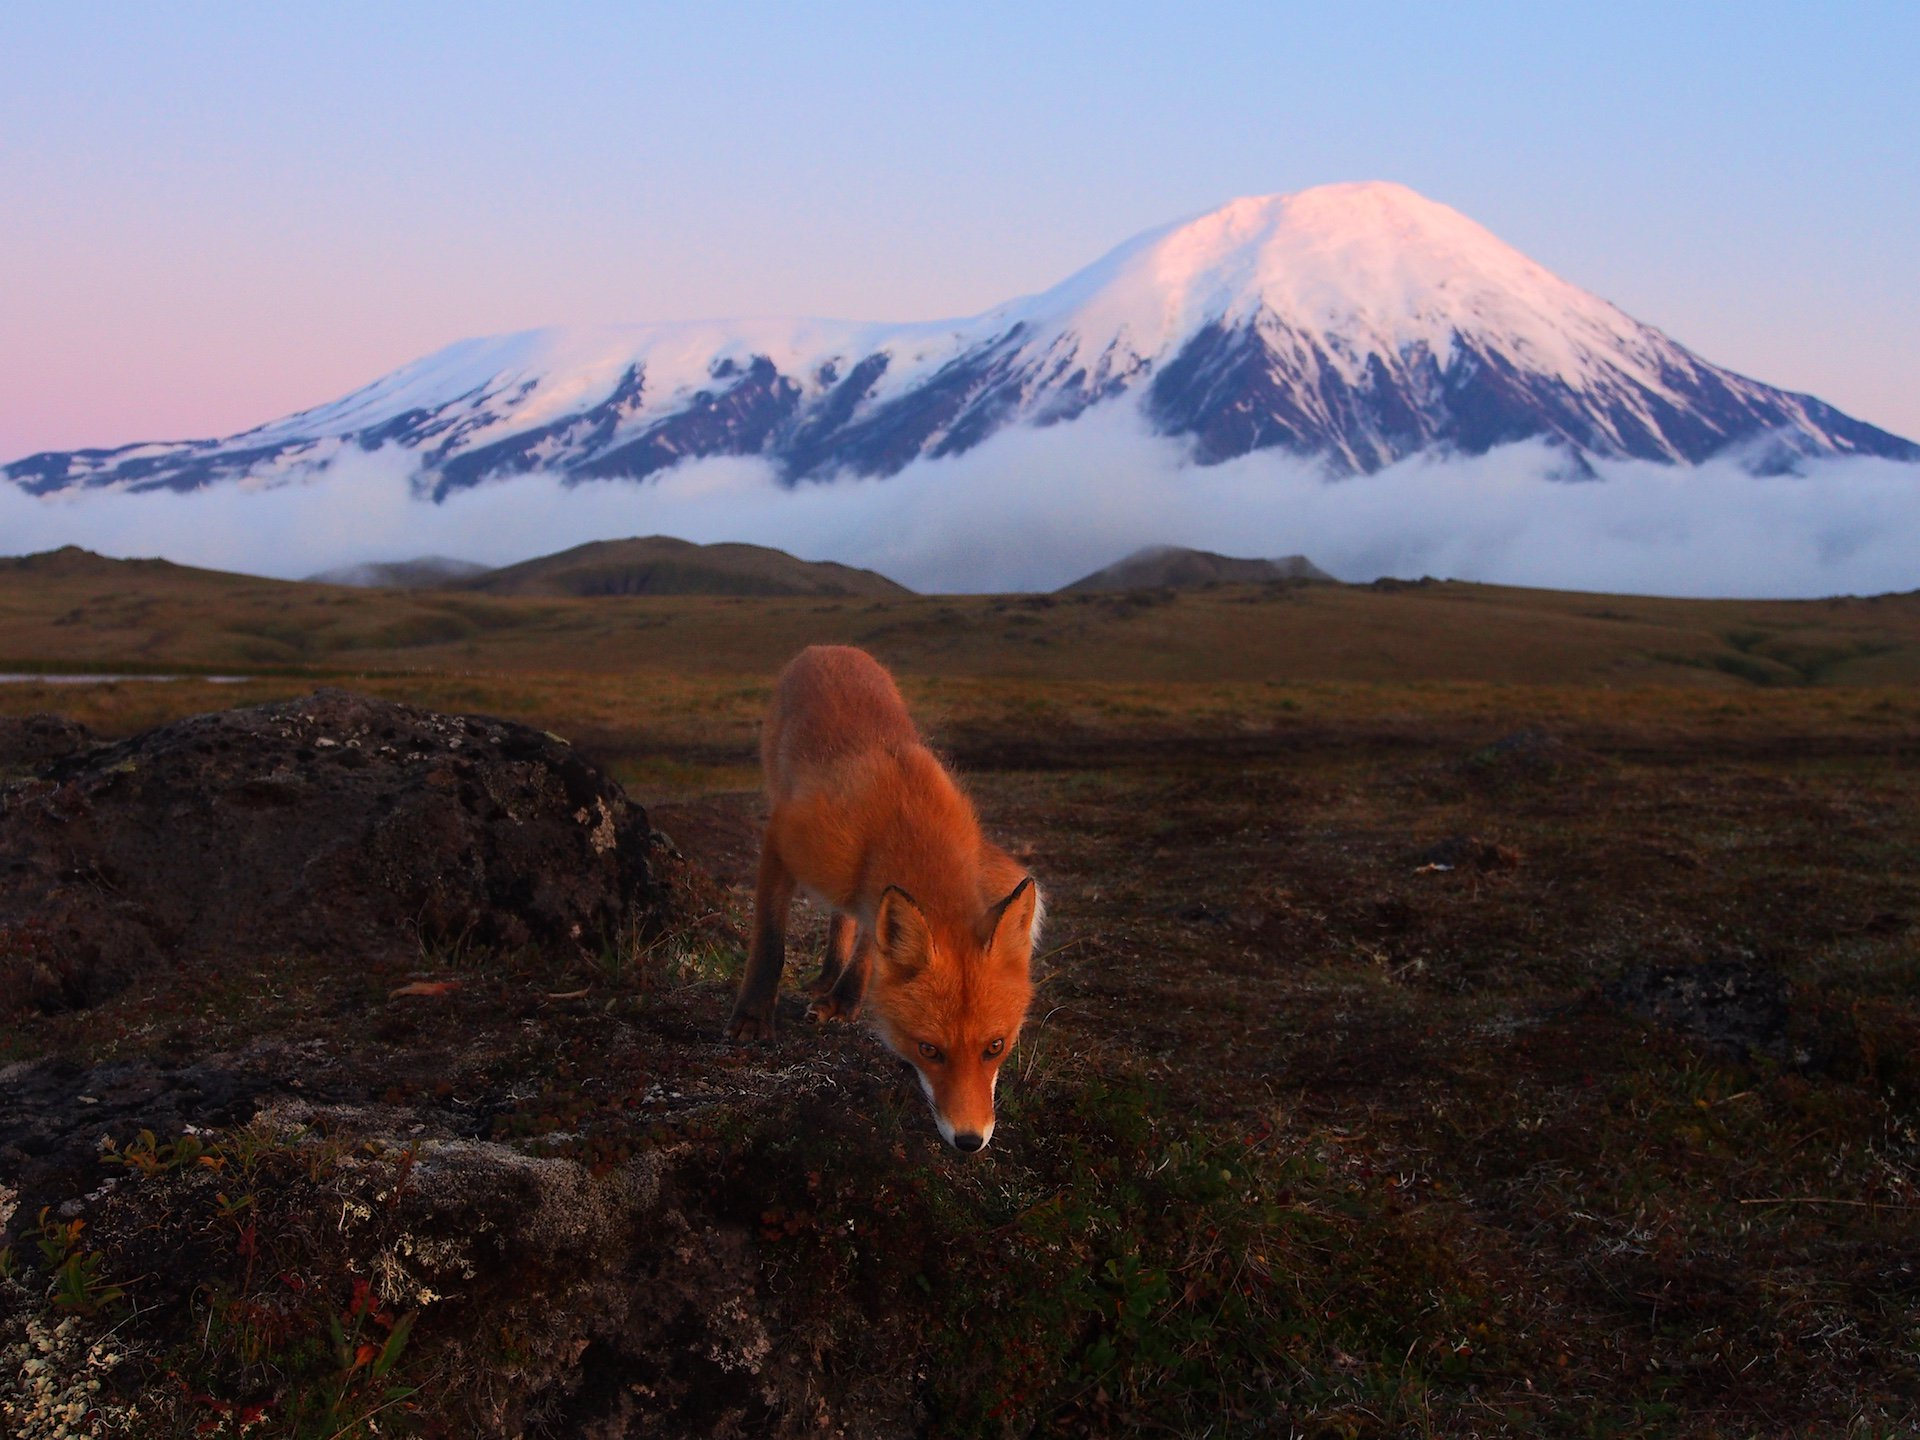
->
951, 1132, 985, 1153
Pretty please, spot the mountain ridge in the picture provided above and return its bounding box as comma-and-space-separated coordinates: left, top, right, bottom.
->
8, 182, 1915, 498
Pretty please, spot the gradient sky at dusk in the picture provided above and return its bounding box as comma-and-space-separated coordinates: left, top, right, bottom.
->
4, 2, 1916, 462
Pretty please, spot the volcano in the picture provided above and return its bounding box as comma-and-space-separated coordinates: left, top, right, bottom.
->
9, 182, 1914, 499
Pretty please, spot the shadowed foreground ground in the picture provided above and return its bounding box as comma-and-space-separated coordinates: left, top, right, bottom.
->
1, 667, 1917, 1436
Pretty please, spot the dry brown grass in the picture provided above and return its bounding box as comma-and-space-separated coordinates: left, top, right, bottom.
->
5, 546, 1920, 686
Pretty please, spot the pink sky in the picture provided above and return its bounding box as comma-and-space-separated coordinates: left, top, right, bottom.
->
5, 6, 1916, 461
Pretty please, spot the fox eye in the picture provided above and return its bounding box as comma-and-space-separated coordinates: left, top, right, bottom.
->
917, 1041, 943, 1063
983, 1038, 1006, 1059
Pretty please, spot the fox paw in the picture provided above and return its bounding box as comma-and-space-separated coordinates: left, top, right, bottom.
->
726, 1008, 774, 1043
806, 996, 859, 1025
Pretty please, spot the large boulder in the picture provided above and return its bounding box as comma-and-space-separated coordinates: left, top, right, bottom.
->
0, 689, 670, 1011
0, 712, 94, 778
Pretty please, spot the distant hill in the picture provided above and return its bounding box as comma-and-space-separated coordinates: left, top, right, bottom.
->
1, 541, 1918, 687
306, 556, 493, 589
3, 545, 167, 577
0, 545, 239, 585
1060, 546, 1336, 593
457, 536, 912, 598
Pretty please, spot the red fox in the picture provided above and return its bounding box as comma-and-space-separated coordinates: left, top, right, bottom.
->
727, 646, 1041, 1153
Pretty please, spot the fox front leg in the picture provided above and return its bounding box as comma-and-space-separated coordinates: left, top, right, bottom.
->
807, 916, 870, 1025
728, 838, 796, 1041
808, 910, 856, 999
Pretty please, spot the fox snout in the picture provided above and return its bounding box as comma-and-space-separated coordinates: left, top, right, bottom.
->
911, 1060, 999, 1153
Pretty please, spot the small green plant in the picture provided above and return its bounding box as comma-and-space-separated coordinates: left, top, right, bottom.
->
411, 914, 486, 972
588, 908, 660, 987
619, 918, 742, 989
34, 1206, 126, 1316
312, 1278, 418, 1435
103, 1125, 223, 1176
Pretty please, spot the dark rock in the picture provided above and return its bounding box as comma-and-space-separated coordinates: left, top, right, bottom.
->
0, 712, 95, 777
0, 689, 671, 1012
0, 1050, 321, 1224
0, 1055, 920, 1438
1603, 959, 1857, 1072
1177, 901, 1234, 926
1605, 960, 1790, 1059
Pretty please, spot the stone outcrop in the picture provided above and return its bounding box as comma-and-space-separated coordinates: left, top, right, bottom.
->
0, 690, 670, 1011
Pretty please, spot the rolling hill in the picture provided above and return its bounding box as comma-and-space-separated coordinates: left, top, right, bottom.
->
0, 546, 1915, 689
457, 536, 910, 598
1060, 546, 1336, 592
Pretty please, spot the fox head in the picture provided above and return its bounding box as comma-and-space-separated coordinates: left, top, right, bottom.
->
867, 877, 1040, 1153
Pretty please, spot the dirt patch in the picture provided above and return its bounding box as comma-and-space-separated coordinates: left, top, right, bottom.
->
649, 791, 765, 890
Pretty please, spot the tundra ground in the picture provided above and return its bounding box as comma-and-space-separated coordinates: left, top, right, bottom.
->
2, 595, 1918, 1435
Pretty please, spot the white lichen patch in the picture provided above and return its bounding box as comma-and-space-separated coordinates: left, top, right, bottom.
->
400, 1136, 664, 1255
703, 1292, 773, 1376
398, 1232, 478, 1280
575, 798, 618, 855
0, 1286, 142, 1439
371, 1231, 480, 1309
249, 1094, 668, 1280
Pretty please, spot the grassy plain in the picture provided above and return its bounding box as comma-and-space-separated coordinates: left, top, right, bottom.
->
2, 553, 1918, 1435
7, 543, 1920, 686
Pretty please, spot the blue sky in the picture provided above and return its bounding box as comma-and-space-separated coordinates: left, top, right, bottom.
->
3, 1, 1916, 458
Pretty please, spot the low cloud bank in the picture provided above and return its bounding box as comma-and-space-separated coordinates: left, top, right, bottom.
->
3, 414, 1917, 597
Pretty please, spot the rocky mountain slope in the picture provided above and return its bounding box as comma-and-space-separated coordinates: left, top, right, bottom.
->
8, 183, 1915, 500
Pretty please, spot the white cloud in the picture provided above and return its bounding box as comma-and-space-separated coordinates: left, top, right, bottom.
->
2, 412, 1917, 597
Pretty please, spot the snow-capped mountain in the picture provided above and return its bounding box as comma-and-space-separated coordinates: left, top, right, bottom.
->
9, 182, 1914, 497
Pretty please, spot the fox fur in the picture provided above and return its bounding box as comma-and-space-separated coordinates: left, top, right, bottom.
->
727, 645, 1041, 1152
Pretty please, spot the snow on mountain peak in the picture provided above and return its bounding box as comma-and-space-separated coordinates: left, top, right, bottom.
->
7, 181, 1914, 498
1016, 181, 1647, 393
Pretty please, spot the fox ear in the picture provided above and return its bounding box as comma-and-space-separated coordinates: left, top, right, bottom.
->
875, 885, 931, 981
978, 876, 1038, 953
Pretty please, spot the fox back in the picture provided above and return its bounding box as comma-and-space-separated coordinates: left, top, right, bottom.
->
732, 645, 1041, 1151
